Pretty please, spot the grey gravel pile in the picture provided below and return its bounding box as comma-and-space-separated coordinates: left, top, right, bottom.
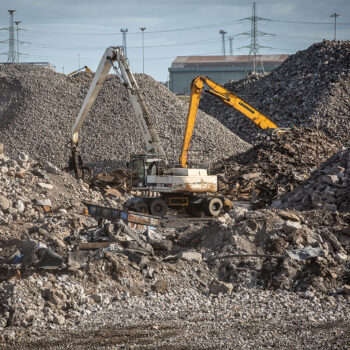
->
274, 147, 350, 212
0, 65, 250, 172
199, 40, 350, 144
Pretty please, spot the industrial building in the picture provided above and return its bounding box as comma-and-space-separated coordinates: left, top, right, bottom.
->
168, 55, 289, 94
0, 62, 56, 71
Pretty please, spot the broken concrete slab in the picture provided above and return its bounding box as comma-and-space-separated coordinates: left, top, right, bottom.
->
283, 220, 303, 233
209, 279, 233, 295
285, 246, 324, 261
38, 183, 54, 190
36, 198, 52, 207
35, 248, 64, 270
68, 251, 91, 269
0, 195, 10, 211
177, 251, 202, 263
277, 210, 300, 222
20, 240, 64, 269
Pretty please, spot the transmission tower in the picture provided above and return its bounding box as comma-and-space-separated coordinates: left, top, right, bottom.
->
8, 10, 16, 63
219, 30, 227, 56
120, 28, 128, 58
15, 21, 21, 62
237, 2, 274, 72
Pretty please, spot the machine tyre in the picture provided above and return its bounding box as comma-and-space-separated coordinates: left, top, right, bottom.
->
205, 197, 223, 217
134, 201, 149, 214
150, 198, 168, 217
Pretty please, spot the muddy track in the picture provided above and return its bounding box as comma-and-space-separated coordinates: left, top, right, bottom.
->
4, 318, 350, 349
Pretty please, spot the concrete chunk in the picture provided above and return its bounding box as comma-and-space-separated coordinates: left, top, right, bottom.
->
177, 251, 202, 263
283, 220, 302, 233
209, 279, 233, 295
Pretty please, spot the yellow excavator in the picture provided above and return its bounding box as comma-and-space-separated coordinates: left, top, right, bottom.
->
67, 66, 92, 77
179, 76, 289, 168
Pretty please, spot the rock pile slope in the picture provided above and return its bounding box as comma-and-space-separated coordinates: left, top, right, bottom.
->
216, 128, 340, 208
0, 65, 250, 172
275, 147, 350, 212
200, 40, 350, 144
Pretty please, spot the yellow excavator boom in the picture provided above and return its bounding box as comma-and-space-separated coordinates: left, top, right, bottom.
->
180, 76, 282, 168
67, 66, 92, 77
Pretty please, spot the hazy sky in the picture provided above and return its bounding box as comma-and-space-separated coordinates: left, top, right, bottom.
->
0, 0, 349, 81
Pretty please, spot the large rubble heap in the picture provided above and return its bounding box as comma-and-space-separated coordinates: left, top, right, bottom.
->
199, 40, 350, 144
215, 128, 340, 208
1, 147, 350, 347
179, 207, 350, 293
0, 65, 250, 172
275, 147, 350, 212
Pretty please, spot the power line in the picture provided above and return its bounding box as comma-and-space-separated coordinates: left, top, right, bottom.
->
269, 19, 350, 25
21, 37, 221, 50
23, 19, 243, 36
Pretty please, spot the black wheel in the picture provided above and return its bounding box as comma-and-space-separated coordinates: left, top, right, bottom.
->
134, 201, 149, 214
150, 199, 168, 217
205, 198, 223, 217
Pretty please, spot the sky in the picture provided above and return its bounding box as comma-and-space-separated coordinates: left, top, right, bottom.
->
0, 0, 349, 82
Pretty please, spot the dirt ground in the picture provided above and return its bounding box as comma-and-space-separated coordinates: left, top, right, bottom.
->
3, 315, 350, 350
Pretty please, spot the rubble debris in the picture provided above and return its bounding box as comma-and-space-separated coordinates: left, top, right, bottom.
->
215, 128, 340, 208
0, 66, 250, 172
84, 202, 160, 232
20, 240, 64, 270
285, 246, 324, 261
209, 279, 233, 295
200, 40, 350, 145
0, 250, 23, 265
176, 207, 350, 293
177, 251, 203, 263
275, 147, 350, 212
67, 251, 91, 269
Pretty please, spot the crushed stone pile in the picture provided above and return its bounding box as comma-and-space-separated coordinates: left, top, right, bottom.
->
275, 147, 350, 212
215, 128, 340, 209
0, 65, 250, 172
199, 40, 350, 144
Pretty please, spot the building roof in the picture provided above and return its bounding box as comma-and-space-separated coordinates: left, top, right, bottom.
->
171, 55, 289, 68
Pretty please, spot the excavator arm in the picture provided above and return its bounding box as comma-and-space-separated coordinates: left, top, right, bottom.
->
67, 65, 92, 77
69, 46, 166, 179
180, 76, 282, 168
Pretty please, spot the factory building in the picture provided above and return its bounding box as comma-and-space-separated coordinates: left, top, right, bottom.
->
0, 62, 56, 71
168, 55, 288, 95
